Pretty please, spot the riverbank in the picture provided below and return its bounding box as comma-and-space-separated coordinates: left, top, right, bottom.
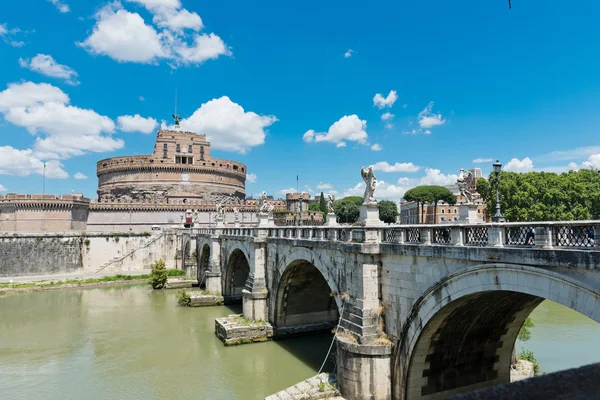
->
0, 269, 188, 295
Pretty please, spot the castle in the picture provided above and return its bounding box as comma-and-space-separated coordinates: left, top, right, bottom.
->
0, 126, 322, 232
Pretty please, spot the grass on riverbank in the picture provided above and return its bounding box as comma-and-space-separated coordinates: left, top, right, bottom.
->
0, 269, 186, 290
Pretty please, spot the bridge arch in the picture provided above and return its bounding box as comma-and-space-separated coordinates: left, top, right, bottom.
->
197, 240, 211, 287
393, 263, 600, 400
272, 247, 342, 336
222, 244, 251, 302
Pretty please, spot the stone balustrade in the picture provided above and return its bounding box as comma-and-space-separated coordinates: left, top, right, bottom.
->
193, 220, 600, 250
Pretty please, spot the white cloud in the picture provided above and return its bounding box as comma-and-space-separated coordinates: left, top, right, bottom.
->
403, 129, 418, 135
74, 172, 88, 180
19, 54, 79, 85
117, 114, 158, 133
371, 143, 382, 151
316, 182, 333, 190
48, 0, 70, 13
0, 184, 6, 191
139, 96, 145, 101
472, 157, 493, 164
303, 115, 367, 147
373, 161, 420, 173
0, 81, 123, 164
504, 157, 534, 173
79, 2, 230, 66
0, 147, 68, 179
179, 96, 277, 153
381, 112, 394, 121
418, 101, 445, 129
279, 187, 297, 195
0, 23, 25, 47
385, 123, 393, 129
373, 90, 398, 109
343, 180, 409, 202
344, 49, 354, 58
585, 154, 600, 169
173, 33, 231, 65
419, 168, 458, 186
79, 4, 167, 63
246, 173, 257, 183
537, 146, 600, 162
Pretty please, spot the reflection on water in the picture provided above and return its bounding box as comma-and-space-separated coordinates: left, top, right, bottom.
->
0, 286, 333, 400
516, 300, 600, 373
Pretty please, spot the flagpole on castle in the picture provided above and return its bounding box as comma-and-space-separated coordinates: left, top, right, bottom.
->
43, 162, 46, 194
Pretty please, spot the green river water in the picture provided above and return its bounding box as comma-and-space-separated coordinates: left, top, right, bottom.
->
0, 285, 598, 400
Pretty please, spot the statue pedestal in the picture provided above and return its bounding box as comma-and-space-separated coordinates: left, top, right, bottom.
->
325, 213, 338, 227
257, 212, 274, 227
215, 215, 225, 228
459, 204, 479, 224
360, 203, 383, 227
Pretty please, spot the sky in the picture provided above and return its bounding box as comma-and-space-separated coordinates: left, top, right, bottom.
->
1, 0, 600, 201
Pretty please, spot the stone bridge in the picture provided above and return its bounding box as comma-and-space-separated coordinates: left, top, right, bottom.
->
183, 221, 600, 400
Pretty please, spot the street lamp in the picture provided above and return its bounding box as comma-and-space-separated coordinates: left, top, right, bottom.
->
492, 160, 505, 222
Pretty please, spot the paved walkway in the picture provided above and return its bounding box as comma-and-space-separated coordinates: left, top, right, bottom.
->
0, 270, 150, 283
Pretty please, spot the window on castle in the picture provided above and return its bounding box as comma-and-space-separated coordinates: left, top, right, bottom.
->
163, 143, 167, 149
176, 156, 193, 165
200, 146, 204, 161
176, 144, 181, 152
188, 145, 193, 153
163, 151, 168, 159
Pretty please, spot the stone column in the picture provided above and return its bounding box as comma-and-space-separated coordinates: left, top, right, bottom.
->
336, 338, 392, 400
535, 226, 554, 249
420, 228, 432, 245
450, 226, 464, 246
242, 236, 268, 321
205, 234, 223, 295
488, 227, 504, 247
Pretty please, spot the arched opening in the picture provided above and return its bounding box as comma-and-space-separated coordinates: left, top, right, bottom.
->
395, 264, 600, 400
275, 260, 339, 337
223, 249, 250, 303
403, 291, 542, 400
197, 244, 210, 288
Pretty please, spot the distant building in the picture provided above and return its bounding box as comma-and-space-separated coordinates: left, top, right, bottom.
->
0, 194, 90, 232
399, 174, 487, 224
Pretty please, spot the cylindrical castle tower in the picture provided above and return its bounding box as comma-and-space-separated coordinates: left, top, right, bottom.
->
96, 129, 247, 202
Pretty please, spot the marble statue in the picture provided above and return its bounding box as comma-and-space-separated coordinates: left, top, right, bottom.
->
327, 193, 336, 214
233, 207, 239, 221
215, 202, 225, 217
258, 191, 269, 214
457, 169, 474, 205
361, 165, 377, 205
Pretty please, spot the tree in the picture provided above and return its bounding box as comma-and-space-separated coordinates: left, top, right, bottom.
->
334, 197, 361, 223
308, 202, 321, 212
319, 192, 328, 214
428, 186, 457, 224
379, 200, 398, 224
403, 187, 432, 224
404, 186, 455, 224
477, 169, 600, 221
149, 259, 168, 289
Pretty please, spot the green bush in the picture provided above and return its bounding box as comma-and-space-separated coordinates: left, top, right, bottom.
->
518, 348, 541, 375
176, 289, 191, 306
167, 269, 186, 277
149, 259, 168, 289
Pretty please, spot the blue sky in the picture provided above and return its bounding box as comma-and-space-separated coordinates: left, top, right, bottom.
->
1, 0, 600, 201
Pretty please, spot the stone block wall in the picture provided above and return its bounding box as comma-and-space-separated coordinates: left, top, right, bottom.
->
0, 232, 178, 277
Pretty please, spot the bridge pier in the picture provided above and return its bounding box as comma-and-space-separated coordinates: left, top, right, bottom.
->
205, 233, 223, 295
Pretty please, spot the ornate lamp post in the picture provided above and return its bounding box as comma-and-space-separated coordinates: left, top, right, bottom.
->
492, 160, 505, 222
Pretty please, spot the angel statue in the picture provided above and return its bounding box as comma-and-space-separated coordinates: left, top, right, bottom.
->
233, 207, 240, 221
361, 165, 377, 205
215, 202, 225, 216
266, 202, 275, 217
327, 193, 336, 214
258, 191, 269, 214
456, 169, 473, 205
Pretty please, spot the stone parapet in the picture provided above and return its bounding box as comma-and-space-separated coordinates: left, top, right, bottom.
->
215, 314, 274, 346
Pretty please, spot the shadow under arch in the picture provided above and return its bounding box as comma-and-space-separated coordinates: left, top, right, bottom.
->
197, 243, 210, 288
223, 248, 250, 303
273, 258, 340, 337
393, 263, 600, 400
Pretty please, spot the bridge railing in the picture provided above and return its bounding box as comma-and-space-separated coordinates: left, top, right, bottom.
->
189, 220, 599, 249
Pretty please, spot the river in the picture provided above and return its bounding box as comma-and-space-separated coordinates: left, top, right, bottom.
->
0, 286, 598, 400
